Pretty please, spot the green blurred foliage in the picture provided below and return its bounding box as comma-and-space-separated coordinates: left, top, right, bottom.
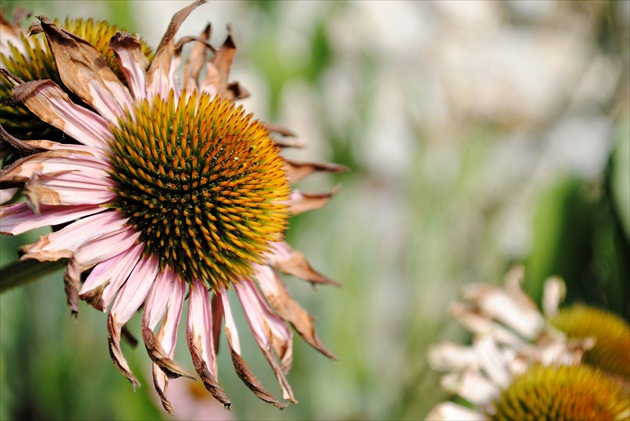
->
524, 129, 630, 320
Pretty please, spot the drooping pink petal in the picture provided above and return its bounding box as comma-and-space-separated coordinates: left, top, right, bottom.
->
23, 170, 115, 209
109, 33, 148, 101
107, 254, 159, 390
234, 280, 295, 402
20, 210, 129, 262
79, 242, 144, 311
72, 226, 141, 271
186, 278, 231, 408
34, 17, 134, 123
267, 241, 340, 286
1, 151, 110, 182
144, 273, 189, 412
219, 287, 287, 409
254, 264, 336, 359
246, 281, 294, 373
1, 74, 113, 150
143, 268, 192, 378
65, 227, 140, 314
0, 202, 106, 235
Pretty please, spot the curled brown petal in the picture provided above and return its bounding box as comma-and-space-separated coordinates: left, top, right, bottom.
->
107, 314, 141, 390
284, 158, 347, 184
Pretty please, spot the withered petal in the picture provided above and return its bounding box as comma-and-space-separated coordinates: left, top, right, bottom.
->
142, 321, 195, 380
284, 158, 348, 184
107, 314, 141, 390
64, 258, 81, 316
35, 16, 133, 122
256, 266, 337, 359
187, 335, 232, 408
230, 342, 287, 409
271, 243, 340, 287
289, 186, 341, 215
183, 24, 212, 92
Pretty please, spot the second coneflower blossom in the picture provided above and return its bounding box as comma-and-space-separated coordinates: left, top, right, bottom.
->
426, 267, 630, 420
0, 0, 345, 414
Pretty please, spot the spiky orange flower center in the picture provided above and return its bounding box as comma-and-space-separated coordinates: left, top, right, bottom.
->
489, 365, 629, 420
108, 91, 290, 289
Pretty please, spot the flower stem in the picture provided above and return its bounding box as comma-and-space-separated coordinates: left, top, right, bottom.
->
0, 260, 66, 293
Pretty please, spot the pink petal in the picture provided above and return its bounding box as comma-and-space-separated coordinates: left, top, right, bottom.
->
0, 202, 106, 235
107, 254, 159, 389
219, 287, 287, 409
80, 242, 144, 311
13, 153, 110, 178
143, 269, 191, 415
72, 227, 141, 270
234, 280, 296, 402
186, 278, 230, 408
0, 188, 18, 204
143, 268, 191, 376
24, 171, 116, 208
65, 227, 140, 314
20, 210, 129, 261
109, 33, 148, 101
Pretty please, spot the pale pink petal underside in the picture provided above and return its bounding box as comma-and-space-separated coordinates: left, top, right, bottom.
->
186, 278, 231, 408
65, 226, 140, 314
0, 188, 18, 204
219, 287, 287, 409
143, 268, 191, 378
244, 278, 294, 373
80, 242, 144, 311
234, 280, 295, 402
107, 254, 159, 390
20, 210, 129, 262
143, 269, 191, 414
109, 33, 148, 101
0, 202, 106, 235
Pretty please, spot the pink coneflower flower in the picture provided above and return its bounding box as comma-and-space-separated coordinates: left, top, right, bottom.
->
0, 0, 343, 413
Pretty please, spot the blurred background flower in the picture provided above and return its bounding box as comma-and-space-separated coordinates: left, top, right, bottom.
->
0, 1, 628, 420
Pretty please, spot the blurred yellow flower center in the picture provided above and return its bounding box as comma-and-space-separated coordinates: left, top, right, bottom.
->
108, 91, 290, 288
550, 304, 630, 380
489, 364, 629, 420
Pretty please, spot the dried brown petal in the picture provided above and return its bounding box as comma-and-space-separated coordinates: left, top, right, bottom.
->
284, 158, 347, 183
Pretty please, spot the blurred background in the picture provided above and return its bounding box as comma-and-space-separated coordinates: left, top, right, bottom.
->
0, 1, 628, 420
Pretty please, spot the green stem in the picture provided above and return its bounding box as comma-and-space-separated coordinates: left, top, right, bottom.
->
0, 260, 66, 293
